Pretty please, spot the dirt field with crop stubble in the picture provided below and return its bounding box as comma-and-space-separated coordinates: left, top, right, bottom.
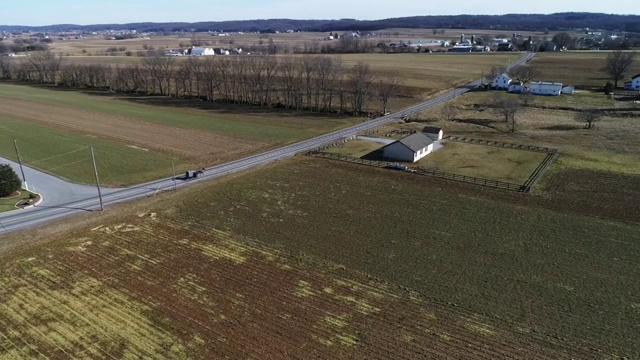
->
0, 97, 267, 162
0, 209, 594, 359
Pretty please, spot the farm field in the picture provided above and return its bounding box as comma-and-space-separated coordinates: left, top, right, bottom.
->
166, 157, 640, 357
0, 83, 356, 185
57, 53, 522, 98
0, 159, 631, 359
530, 51, 640, 90
416, 141, 547, 184
45, 29, 560, 56
409, 91, 640, 175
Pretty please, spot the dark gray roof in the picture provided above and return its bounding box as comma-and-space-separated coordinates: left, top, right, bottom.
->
632, 74, 640, 80
396, 132, 434, 152
422, 126, 443, 134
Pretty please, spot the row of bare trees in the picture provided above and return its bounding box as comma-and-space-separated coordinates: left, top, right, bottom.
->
0, 52, 404, 115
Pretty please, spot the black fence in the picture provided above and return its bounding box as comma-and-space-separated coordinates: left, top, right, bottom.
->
307, 151, 524, 192
307, 151, 389, 168
445, 136, 557, 154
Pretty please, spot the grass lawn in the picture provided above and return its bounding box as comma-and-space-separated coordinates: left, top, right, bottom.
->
0, 190, 35, 213
0, 117, 176, 186
323, 139, 384, 158
417, 141, 547, 184
171, 157, 640, 357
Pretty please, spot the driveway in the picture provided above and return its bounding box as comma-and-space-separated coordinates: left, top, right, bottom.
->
357, 136, 395, 145
0, 157, 121, 208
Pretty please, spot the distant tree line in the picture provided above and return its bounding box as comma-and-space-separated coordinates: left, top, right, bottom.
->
0, 52, 404, 116
1, 13, 638, 33
0, 38, 50, 54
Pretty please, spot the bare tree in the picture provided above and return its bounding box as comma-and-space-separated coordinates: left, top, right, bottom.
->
520, 92, 535, 107
551, 32, 574, 49
602, 50, 636, 89
347, 62, 375, 115
508, 66, 540, 85
575, 110, 603, 129
492, 96, 523, 132
441, 103, 458, 121
485, 65, 506, 84
375, 71, 403, 114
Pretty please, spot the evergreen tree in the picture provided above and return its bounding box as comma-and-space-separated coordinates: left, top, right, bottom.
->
0, 164, 21, 198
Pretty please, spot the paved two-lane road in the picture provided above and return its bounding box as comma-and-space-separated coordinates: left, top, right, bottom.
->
0, 52, 534, 235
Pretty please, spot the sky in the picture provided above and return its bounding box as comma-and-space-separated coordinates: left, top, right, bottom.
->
1, 0, 638, 26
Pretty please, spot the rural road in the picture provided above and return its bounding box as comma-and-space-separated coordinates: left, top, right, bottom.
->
0, 156, 120, 207
0, 52, 535, 235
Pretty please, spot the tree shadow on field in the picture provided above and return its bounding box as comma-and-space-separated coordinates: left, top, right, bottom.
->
542, 125, 582, 131
14, 82, 349, 121
454, 118, 500, 130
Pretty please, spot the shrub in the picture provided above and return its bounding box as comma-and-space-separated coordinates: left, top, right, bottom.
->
0, 164, 21, 197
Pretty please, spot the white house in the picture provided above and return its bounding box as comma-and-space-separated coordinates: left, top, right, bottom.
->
529, 81, 563, 96
492, 74, 512, 90
624, 75, 640, 90
562, 85, 575, 95
189, 47, 215, 56
422, 126, 444, 141
508, 82, 525, 93
381, 133, 435, 163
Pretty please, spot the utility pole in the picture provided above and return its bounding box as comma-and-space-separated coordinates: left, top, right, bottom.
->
13, 139, 28, 191
90, 146, 104, 211
171, 158, 177, 191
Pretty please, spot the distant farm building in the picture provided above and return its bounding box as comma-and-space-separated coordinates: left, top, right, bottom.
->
508, 82, 525, 93
492, 74, 512, 90
381, 133, 435, 163
529, 81, 563, 96
562, 85, 576, 95
422, 127, 444, 141
188, 47, 215, 56
624, 75, 640, 90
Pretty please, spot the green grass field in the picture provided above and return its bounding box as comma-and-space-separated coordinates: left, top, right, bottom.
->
417, 141, 547, 183
0, 117, 180, 186
0, 83, 359, 185
0, 84, 356, 144
172, 157, 640, 356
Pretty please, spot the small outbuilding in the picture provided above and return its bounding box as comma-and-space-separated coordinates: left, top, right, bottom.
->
508, 82, 525, 93
381, 133, 434, 163
422, 126, 444, 141
529, 81, 563, 96
562, 85, 575, 95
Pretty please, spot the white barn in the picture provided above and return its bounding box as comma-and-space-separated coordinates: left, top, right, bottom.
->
189, 47, 215, 56
529, 81, 563, 96
381, 133, 434, 163
624, 75, 640, 90
492, 74, 512, 90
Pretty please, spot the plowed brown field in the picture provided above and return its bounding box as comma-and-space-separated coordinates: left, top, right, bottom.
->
0, 214, 597, 359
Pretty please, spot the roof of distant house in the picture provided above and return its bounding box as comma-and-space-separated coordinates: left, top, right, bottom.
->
393, 133, 434, 152
632, 74, 640, 80
422, 126, 443, 134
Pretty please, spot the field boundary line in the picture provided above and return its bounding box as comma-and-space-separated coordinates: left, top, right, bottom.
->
306, 151, 523, 192
444, 136, 558, 154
